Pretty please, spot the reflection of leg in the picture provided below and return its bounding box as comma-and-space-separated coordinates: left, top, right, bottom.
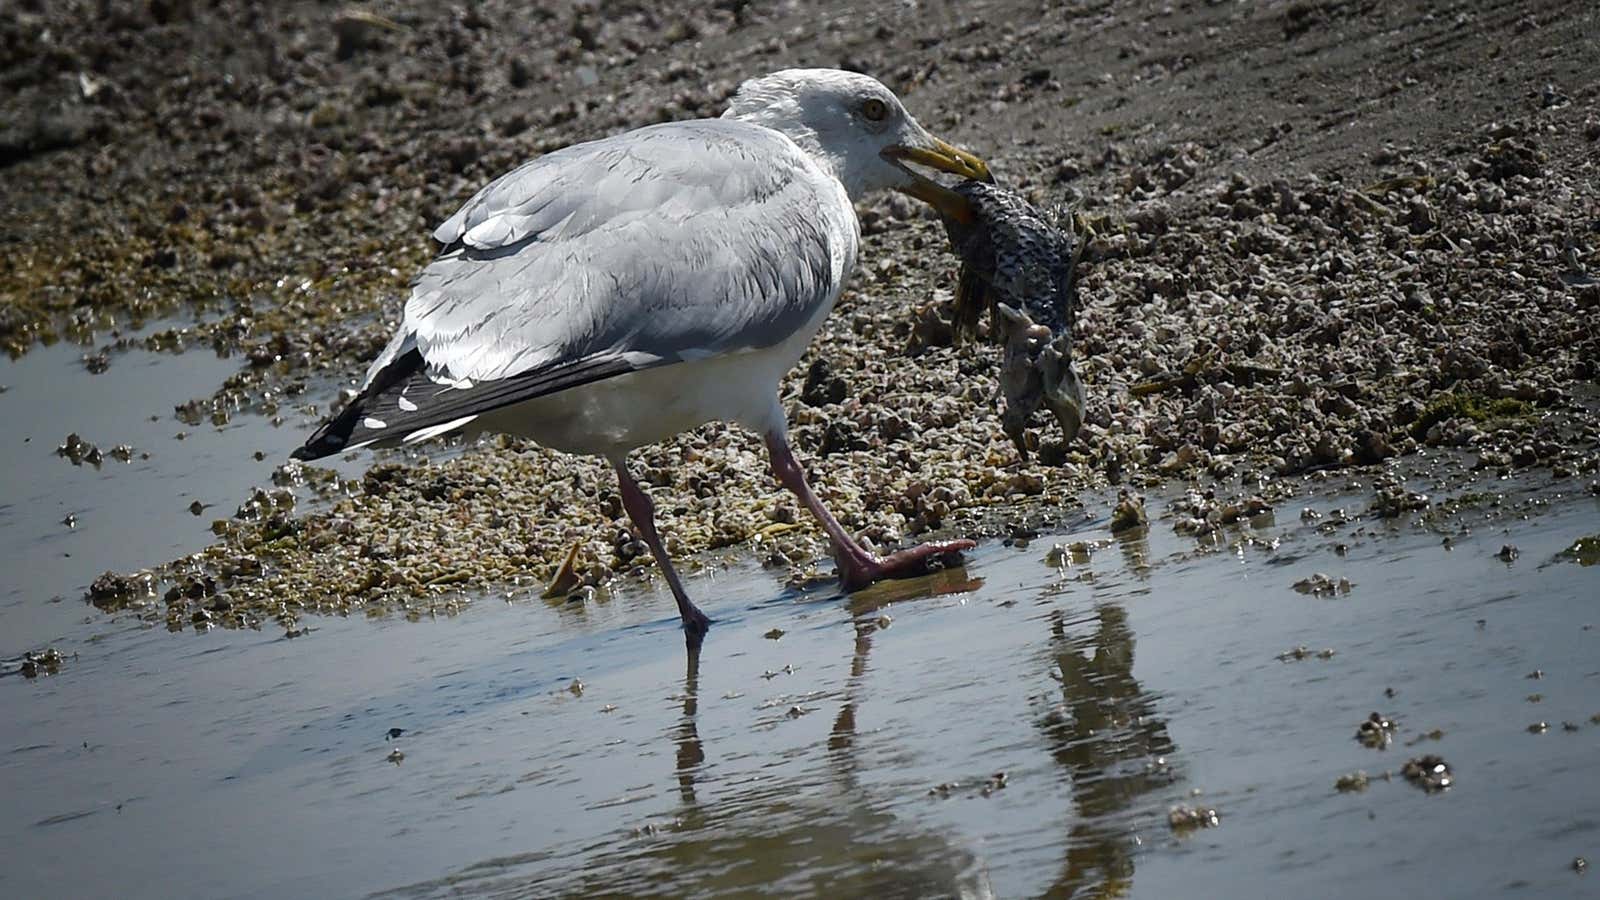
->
763, 430, 974, 591
1040, 606, 1154, 899
613, 457, 711, 646
829, 703, 857, 755
829, 624, 875, 757
675, 643, 704, 804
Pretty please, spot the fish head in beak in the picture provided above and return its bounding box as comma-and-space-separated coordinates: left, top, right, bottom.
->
881, 129, 992, 223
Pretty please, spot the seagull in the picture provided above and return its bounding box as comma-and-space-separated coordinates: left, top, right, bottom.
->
292, 68, 991, 646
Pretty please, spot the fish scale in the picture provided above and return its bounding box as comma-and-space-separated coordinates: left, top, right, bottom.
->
942, 181, 1086, 458
944, 181, 1077, 336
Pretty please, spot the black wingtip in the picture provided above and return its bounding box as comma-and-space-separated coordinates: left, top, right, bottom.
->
290, 429, 349, 462
292, 346, 427, 462
292, 402, 361, 462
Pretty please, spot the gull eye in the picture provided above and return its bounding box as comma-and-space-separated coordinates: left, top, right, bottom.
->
860, 98, 889, 122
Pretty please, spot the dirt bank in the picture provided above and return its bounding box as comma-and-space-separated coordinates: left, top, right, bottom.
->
3, 0, 1596, 627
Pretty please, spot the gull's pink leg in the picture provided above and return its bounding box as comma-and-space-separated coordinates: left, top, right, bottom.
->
614, 459, 711, 646
764, 431, 975, 591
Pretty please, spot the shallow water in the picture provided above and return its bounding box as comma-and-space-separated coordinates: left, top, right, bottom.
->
0, 335, 366, 646
1, 337, 268, 640
1, 344, 1598, 898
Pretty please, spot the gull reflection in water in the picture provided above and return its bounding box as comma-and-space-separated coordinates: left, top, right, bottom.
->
644, 567, 994, 897
1038, 526, 1176, 898
432, 565, 997, 897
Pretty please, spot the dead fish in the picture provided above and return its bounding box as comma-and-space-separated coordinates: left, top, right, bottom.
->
942, 181, 1086, 456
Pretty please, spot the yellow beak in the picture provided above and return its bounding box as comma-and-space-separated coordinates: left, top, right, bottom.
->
882, 137, 992, 223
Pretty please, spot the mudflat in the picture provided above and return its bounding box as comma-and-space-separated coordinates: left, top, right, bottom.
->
2, 2, 1597, 897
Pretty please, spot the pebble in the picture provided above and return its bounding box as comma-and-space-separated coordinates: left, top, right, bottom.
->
56, 433, 103, 467
15, 648, 66, 679
1334, 771, 1369, 792
1110, 491, 1148, 533
1356, 712, 1396, 749
1293, 573, 1353, 596
1400, 754, 1453, 792
1167, 804, 1220, 831
1277, 645, 1336, 662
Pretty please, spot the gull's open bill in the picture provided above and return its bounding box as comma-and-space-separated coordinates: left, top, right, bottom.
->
882, 138, 993, 223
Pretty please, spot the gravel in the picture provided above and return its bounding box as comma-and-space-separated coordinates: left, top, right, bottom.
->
1, 0, 1595, 630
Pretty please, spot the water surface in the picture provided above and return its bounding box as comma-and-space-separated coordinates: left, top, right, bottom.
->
1, 344, 1597, 898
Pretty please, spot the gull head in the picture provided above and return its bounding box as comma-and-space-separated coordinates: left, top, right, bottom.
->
724, 68, 990, 220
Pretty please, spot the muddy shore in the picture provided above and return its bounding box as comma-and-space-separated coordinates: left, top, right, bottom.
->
2, 0, 1596, 627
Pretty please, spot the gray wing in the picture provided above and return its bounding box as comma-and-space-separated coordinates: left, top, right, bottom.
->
294, 119, 851, 460
401, 118, 847, 384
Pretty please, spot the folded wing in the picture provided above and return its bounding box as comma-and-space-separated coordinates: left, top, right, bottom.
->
294, 119, 850, 461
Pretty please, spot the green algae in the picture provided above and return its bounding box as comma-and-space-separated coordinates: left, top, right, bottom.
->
1410, 392, 1535, 440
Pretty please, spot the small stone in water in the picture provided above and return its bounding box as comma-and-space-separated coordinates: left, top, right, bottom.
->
56, 433, 102, 466
1277, 645, 1337, 661
1335, 771, 1370, 792
1294, 573, 1352, 596
1356, 712, 1396, 748
1400, 754, 1453, 792
1167, 804, 1220, 831
1110, 491, 1147, 533
18, 648, 65, 678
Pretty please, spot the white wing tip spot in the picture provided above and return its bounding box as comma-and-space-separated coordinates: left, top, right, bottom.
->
397, 397, 418, 412
362, 416, 388, 430
402, 415, 479, 445
429, 372, 473, 390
